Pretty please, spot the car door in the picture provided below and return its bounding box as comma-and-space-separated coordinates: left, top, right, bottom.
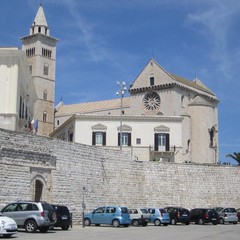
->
105, 207, 116, 224
1, 203, 18, 223
91, 207, 106, 224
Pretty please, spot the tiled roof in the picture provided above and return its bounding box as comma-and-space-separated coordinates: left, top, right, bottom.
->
55, 97, 131, 116
170, 73, 215, 96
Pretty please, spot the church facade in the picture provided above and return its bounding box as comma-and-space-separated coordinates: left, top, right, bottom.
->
0, 5, 219, 164
51, 59, 219, 164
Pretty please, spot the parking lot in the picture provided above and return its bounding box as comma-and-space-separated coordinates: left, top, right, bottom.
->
10, 223, 240, 240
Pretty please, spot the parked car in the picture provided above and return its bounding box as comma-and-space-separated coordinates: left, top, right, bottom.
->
214, 207, 238, 224
164, 206, 190, 225
84, 206, 131, 227
1, 201, 56, 233
189, 208, 218, 225
129, 208, 150, 226
147, 208, 170, 226
51, 204, 71, 230
0, 213, 18, 238
237, 208, 240, 222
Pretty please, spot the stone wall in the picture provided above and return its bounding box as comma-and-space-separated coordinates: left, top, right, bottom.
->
0, 128, 239, 224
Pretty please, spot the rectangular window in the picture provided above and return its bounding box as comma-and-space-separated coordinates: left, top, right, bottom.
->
118, 132, 131, 146
92, 132, 106, 146
136, 138, 141, 144
122, 133, 128, 146
96, 132, 103, 145
154, 133, 170, 151
150, 77, 154, 86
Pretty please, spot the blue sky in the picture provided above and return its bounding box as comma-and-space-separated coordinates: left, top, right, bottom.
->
1, 0, 240, 164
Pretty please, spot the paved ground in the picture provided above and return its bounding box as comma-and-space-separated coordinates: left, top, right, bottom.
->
8, 223, 240, 240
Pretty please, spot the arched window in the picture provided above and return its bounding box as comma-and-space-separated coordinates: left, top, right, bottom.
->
34, 180, 43, 202
43, 112, 47, 122
43, 64, 49, 75
43, 90, 48, 100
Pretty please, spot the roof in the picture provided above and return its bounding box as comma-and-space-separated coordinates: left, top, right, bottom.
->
170, 73, 215, 96
55, 98, 131, 116
33, 4, 48, 27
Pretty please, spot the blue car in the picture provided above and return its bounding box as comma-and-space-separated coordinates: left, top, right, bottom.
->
84, 206, 131, 227
148, 208, 170, 226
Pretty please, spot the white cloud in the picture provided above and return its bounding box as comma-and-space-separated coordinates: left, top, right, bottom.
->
186, 0, 240, 80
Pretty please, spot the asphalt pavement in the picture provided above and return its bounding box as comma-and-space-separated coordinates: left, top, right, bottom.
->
10, 223, 240, 240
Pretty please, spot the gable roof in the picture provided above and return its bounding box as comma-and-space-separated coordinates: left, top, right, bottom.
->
55, 98, 130, 116
129, 58, 217, 100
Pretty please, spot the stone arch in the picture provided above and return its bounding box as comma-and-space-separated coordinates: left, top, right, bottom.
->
30, 175, 46, 202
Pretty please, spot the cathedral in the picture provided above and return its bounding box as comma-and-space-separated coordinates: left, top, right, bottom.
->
0, 5, 219, 164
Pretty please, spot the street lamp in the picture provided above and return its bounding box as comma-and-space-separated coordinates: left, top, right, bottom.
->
82, 186, 87, 228
116, 81, 127, 151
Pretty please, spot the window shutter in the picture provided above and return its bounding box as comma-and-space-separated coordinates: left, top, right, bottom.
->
128, 133, 131, 146
103, 132, 106, 146
154, 133, 158, 151
92, 132, 96, 145
166, 133, 170, 151
118, 133, 120, 146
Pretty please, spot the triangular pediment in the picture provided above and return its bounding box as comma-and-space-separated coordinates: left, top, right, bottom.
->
91, 123, 107, 131
129, 58, 174, 91
154, 125, 170, 132
117, 124, 132, 132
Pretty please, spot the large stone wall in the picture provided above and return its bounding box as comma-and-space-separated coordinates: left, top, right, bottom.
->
0, 128, 239, 224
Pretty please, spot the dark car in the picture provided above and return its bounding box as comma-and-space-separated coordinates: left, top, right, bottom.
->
237, 208, 240, 222
190, 208, 218, 225
164, 207, 190, 225
51, 205, 71, 230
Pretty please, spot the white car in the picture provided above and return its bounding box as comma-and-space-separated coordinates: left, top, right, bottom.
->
0, 213, 18, 237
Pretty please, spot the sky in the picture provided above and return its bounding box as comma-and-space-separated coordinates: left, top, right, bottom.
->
1, 0, 240, 164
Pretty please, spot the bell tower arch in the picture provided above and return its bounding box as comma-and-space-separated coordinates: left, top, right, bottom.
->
21, 4, 58, 136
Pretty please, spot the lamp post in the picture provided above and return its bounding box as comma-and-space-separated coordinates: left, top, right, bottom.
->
116, 81, 127, 151
82, 186, 87, 228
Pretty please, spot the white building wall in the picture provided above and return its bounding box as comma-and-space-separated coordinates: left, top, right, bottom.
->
0, 48, 37, 132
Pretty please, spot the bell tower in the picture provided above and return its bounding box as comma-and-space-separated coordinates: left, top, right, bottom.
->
21, 4, 58, 136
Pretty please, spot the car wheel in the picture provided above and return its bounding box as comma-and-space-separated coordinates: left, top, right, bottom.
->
154, 219, 161, 226
233, 222, 237, 225
132, 219, 139, 226
61, 226, 70, 230
198, 218, 204, 225
112, 219, 120, 227
25, 220, 37, 233
84, 218, 91, 226
185, 222, 190, 225
171, 218, 176, 225
219, 218, 224, 224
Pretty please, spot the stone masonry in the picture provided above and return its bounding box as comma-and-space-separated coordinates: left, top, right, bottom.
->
0, 128, 239, 224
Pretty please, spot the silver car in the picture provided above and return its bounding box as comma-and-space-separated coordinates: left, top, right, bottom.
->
1, 201, 56, 233
214, 207, 238, 224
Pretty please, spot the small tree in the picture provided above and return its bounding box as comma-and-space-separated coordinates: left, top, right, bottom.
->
225, 152, 240, 165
